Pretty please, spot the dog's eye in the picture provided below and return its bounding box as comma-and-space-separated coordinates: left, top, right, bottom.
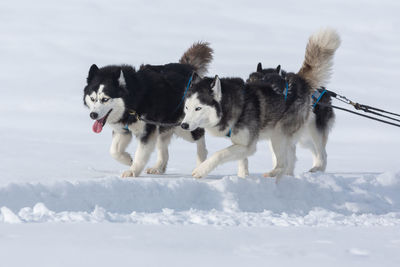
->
195, 107, 202, 111
90, 97, 95, 102
185, 106, 188, 110
101, 98, 109, 103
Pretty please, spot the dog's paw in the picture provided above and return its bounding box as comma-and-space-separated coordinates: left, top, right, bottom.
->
263, 168, 284, 178
121, 169, 139, 178
237, 169, 248, 178
146, 167, 165, 175
192, 165, 210, 179
121, 170, 133, 178
309, 166, 325, 173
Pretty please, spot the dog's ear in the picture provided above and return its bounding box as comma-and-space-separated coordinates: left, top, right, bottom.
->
118, 69, 126, 88
276, 65, 282, 75
191, 72, 202, 84
87, 64, 99, 84
210, 75, 222, 102
257, 62, 263, 73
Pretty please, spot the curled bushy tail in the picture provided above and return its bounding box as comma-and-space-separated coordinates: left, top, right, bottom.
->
179, 41, 213, 76
298, 28, 341, 90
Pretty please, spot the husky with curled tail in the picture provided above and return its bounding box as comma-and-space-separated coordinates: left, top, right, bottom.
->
181, 29, 340, 180
83, 42, 213, 177
248, 28, 340, 172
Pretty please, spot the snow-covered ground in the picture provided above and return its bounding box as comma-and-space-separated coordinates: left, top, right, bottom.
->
1, 0, 400, 266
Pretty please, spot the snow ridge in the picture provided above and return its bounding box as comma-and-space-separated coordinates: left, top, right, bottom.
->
1, 172, 399, 225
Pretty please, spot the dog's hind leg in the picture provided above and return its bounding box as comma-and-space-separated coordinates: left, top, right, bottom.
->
300, 120, 327, 172
268, 140, 278, 170
110, 131, 133, 166
264, 133, 292, 180
122, 126, 157, 178
308, 123, 328, 172
146, 130, 173, 175
196, 136, 208, 166
285, 142, 297, 176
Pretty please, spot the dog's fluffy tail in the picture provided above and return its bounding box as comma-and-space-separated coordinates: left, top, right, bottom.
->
179, 41, 213, 76
298, 28, 341, 90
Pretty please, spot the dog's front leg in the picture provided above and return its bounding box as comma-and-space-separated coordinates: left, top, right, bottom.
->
196, 135, 208, 166
110, 131, 133, 166
122, 128, 157, 178
192, 143, 256, 178
237, 158, 249, 178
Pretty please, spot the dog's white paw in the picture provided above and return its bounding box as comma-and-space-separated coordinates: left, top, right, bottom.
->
263, 168, 284, 178
237, 169, 248, 178
146, 167, 165, 175
192, 165, 210, 179
121, 169, 139, 178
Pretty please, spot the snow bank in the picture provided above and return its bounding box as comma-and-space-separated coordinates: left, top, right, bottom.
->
1, 172, 399, 225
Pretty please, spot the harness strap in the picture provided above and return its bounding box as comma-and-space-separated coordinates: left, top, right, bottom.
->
312, 88, 327, 107
226, 128, 232, 138
284, 81, 289, 101
174, 73, 193, 112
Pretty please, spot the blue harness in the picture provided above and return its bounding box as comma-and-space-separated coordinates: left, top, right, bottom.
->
283, 81, 289, 101
174, 74, 193, 113
312, 88, 327, 107
282, 76, 326, 108
226, 128, 232, 138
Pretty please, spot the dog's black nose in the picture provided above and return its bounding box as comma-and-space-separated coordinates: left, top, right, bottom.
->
90, 112, 98, 120
181, 123, 189, 130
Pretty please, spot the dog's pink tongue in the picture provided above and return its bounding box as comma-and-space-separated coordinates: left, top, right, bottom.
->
92, 120, 103, 133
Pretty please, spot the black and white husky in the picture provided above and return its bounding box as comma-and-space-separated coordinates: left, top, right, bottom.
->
181, 29, 340, 179
83, 42, 213, 177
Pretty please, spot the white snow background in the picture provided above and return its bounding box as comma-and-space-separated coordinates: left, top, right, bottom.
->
0, 0, 400, 266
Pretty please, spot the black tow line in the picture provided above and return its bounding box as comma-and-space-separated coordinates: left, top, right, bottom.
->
313, 88, 400, 128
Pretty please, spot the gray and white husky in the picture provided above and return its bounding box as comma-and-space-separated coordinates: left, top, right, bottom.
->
181, 29, 340, 179
83, 42, 213, 177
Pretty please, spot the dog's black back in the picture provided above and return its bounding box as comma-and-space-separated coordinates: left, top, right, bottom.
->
128, 63, 194, 124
